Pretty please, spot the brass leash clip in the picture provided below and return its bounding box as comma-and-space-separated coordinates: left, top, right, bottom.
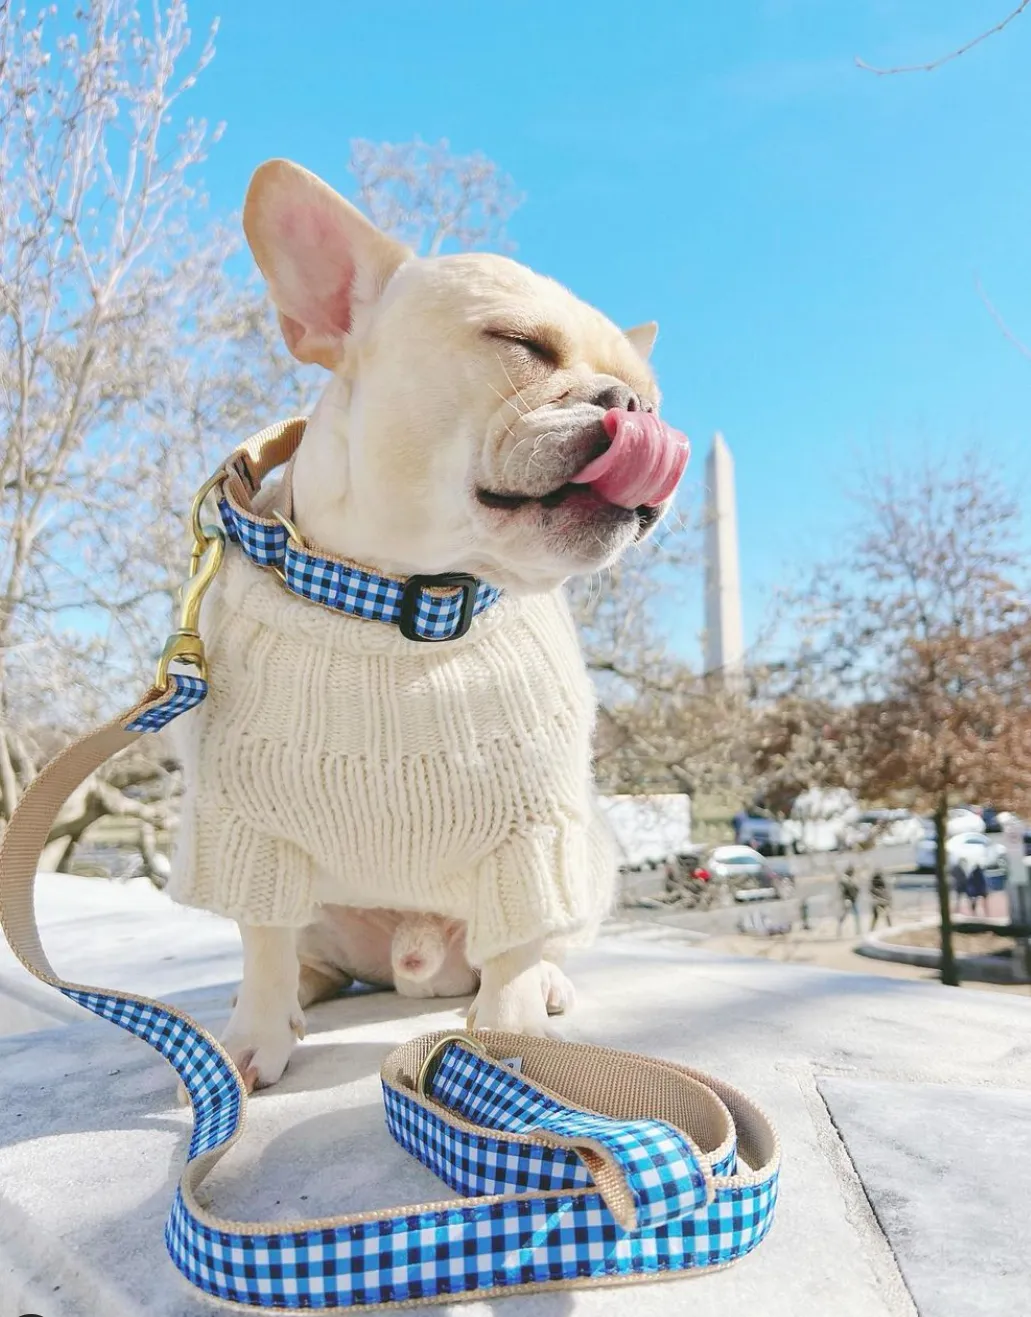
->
154, 520, 226, 692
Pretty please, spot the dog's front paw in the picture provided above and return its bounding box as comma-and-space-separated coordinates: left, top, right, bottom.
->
220, 1001, 306, 1093
540, 960, 576, 1016
467, 970, 555, 1037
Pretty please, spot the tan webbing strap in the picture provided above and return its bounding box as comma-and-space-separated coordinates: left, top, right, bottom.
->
0, 695, 165, 985
224, 415, 307, 497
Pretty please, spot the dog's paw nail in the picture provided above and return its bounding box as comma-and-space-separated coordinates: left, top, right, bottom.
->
290, 1014, 306, 1041
233, 1047, 256, 1083
242, 1064, 260, 1093
541, 963, 576, 1016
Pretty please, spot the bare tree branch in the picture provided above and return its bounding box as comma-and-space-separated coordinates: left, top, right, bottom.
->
976, 277, 1031, 363
856, 1, 1029, 76
348, 138, 521, 256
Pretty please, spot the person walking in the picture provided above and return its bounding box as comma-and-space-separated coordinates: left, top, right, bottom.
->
967, 863, 988, 917
950, 858, 969, 915
869, 870, 892, 929
837, 866, 861, 938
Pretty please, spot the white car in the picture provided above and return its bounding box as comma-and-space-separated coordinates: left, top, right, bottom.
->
947, 808, 986, 836
914, 830, 1007, 875
848, 809, 927, 848
690, 845, 786, 904
707, 844, 767, 880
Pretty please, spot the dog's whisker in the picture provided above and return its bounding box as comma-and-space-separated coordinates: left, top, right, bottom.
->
500, 432, 535, 481
486, 380, 526, 432
501, 429, 552, 482
495, 355, 532, 420
500, 428, 565, 486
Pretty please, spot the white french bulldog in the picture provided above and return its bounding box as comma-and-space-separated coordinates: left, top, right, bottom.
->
171, 160, 689, 1091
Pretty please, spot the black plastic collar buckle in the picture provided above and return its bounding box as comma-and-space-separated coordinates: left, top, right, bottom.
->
399, 573, 479, 642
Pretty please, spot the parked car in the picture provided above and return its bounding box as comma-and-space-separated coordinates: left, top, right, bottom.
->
707, 845, 766, 879
980, 806, 1003, 834
734, 859, 795, 903
735, 814, 790, 857
953, 800, 1005, 832
914, 830, 1007, 876
946, 807, 986, 837
705, 846, 791, 901
849, 809, 925, 848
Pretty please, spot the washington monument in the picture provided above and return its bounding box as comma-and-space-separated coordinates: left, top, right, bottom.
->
704, 432, 744, 682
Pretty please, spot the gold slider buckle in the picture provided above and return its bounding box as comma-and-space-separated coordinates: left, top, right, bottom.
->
415, 1032, 491, 1100
154, 528, 226, 691
266, 510, 303, 586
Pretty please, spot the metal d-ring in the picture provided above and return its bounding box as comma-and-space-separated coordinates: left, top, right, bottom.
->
415, 1032, 490, 1100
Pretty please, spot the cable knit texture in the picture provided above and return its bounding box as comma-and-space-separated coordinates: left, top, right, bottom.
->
169, 545, 616, 964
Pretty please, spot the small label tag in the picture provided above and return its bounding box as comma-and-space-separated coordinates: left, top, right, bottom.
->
500, 1056, 524, 1075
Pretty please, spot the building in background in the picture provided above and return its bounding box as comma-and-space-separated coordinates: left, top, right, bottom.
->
703, 432, 744, 684
599, 793, 693, 868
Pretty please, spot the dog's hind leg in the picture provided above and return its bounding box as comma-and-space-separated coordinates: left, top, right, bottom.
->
298, 961, 353, 1009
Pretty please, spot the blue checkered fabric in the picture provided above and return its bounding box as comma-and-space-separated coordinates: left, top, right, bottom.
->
219, 496, 502, 641
60, 987, 244, 1160
49, 979, 779, 1309
219, 496, 287, 567
421, 1047, 711, 1227
125, 674, 207, 732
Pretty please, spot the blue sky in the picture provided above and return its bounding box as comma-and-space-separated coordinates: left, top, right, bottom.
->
181, 0, 1031, 660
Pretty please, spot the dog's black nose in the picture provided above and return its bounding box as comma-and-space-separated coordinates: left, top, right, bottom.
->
592, 383, 641, 412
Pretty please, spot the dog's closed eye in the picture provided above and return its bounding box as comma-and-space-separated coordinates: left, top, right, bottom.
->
484, 327, 560, 368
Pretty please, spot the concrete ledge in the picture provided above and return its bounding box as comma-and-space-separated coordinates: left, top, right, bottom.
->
856, 918, 1027, 983
5, 875, 1031, 1316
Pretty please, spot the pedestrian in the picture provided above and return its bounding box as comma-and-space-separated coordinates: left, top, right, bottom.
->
869, 870, 892, 929
800, 897, 811, 931
950, 858, 969, 914
837, 865, 861, 937
732, 807, 748, 845
967, 863, 988, 918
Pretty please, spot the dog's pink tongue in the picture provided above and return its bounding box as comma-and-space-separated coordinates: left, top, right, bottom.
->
571, 410, 690, 509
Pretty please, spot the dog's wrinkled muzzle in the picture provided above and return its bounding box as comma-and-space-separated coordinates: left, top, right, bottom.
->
571, 408, 690, 509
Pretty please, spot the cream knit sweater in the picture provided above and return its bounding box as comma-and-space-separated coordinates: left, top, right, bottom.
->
168, 546, 616, 965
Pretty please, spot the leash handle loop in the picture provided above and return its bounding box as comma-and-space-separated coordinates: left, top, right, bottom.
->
424, 1040, 713, 1230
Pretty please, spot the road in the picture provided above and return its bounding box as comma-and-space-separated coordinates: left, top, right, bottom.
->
618, 842, 963, 939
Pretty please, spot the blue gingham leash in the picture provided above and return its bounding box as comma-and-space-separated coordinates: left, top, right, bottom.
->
0, 423, 780, 1309
0, 679, 782, 1310
212, 415, 502, 643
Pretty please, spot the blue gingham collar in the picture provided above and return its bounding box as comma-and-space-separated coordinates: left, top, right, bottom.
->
210, 417, 502, 643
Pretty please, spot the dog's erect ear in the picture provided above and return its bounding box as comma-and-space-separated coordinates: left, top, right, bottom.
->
243, 159, 411, 369
623, 321, 658, 360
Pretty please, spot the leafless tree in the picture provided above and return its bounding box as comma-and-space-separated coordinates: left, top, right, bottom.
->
781, 456, 1031, 984
349, 137, 521, 256
0, 0, 310, 871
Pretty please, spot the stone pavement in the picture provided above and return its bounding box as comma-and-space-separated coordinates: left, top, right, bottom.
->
2, 875, 1029, 1317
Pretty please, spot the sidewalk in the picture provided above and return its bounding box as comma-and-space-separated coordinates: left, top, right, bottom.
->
2, 875, 1030, 1317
